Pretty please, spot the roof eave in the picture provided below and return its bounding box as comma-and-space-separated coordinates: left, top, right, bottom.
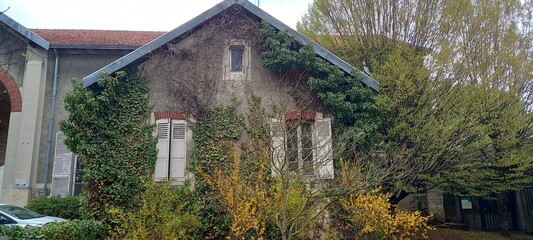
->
50, 44, 141, 50
83, 0, 379, 91
239, 1, 379, 91
82, 0, 235, 87
0, 14, 50, 50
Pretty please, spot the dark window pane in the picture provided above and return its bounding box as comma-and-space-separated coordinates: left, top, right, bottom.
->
287, 126, 298, 171
231, 48, 243, 72
301, 122, 313, 175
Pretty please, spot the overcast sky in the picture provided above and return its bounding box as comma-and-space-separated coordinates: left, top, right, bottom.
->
0, 0, 313, 31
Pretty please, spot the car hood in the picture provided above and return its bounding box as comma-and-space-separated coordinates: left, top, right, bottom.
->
18, 216, 67, 226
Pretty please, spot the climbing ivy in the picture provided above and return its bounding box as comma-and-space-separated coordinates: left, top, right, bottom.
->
260, 22, 381, 149
191, 104, 244, 190
59, 69, 157, 222
190, 96, 273, 239
188, 104, 243, 239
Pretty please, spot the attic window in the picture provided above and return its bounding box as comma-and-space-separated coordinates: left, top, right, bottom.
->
230, 46, 244, 72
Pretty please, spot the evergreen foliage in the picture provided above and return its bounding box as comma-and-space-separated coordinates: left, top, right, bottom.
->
260, 22, 381, 149
191, 104, 244, 192
189, 105, 244, 239
59, 69, 157, 221
298, 0, 533, 202
0, 220, 108, 240
110, 181, 201, 240
298, 0, 532, 235
26, 196, 82, 220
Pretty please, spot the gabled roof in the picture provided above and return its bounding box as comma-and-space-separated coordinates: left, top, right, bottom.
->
0, 13, 50, 50
31, 29, 165, 49
83, 0, 379, 91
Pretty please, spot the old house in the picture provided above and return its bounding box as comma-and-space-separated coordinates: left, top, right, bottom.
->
2, 0, 533, 234
0, 0, 378, 207
82, 0, 380, 185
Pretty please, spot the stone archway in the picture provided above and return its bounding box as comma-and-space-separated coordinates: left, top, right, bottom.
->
0, 68, 22, 112
0, 68, 22, 166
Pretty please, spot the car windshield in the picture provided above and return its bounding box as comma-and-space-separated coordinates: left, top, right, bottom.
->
0, 205, 44, 220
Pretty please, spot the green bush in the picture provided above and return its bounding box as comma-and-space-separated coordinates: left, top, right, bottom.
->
110, 181, 201, 239
26, 196, 82, 220
0, 220, 107, 240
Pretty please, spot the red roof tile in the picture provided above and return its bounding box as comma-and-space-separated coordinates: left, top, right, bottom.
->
30, 29, 165, 46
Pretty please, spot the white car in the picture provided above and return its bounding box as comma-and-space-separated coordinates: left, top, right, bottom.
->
0, 204, 66, 226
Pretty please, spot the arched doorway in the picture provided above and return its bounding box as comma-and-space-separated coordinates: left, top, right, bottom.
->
0, 68, 22, 166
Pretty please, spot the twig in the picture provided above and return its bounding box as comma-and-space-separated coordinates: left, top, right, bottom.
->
0, 7, 10, 15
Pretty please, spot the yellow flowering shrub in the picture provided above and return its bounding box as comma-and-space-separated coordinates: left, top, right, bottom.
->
198, 147, 272, 240
340, 189, 432, 240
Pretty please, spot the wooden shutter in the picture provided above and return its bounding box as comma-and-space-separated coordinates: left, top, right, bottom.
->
314, 118, 334, 179
169, 119, 187, 181
271, 118, 285, 176
155, 119, 170, 182
51, 131, 74, 196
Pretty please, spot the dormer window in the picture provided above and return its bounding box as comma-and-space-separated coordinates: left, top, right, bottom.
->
230, 46, 244, 72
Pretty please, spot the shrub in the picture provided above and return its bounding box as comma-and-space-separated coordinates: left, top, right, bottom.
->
110, 180, 201, 240
60, 70, 157, 221
26, 196, 82, 220
198, 147, 272, 239
0, 220, 107, 240
340, 189, 433, 240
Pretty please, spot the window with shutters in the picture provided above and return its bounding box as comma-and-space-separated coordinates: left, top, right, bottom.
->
155, 119, 188, 183
270, 117, 334, 179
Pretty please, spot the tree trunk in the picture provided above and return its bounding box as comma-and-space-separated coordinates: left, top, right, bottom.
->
497, 191, 511, 237
389, 190, 410, 205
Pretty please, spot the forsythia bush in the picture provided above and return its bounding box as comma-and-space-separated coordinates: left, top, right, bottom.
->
340, 189, 432, 240
199, 147, 272, 240
109, 180, 201, 240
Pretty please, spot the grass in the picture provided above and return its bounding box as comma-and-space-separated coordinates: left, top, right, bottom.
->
428, 228, 533, 240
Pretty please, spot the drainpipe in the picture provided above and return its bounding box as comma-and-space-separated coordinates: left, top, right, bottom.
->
43, 49, 59, 196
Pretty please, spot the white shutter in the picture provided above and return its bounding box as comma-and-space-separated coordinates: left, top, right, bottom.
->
314, 118, 334, 179
170, 119, 187, 181
271, 118, 285, 176
155, 119, 170, 182
51, 131, 74, 196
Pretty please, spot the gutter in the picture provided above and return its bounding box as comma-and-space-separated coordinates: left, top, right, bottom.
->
43, 49, 59, 196
49, 44, 142, 50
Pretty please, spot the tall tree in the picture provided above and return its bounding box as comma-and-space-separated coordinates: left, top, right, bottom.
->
434, 0, 533, 236
298, 0, 478, 203
298, 0, 533, 223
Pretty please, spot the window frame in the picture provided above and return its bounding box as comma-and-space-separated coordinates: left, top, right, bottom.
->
286, 120, 314, 175
270, 114, 334, 179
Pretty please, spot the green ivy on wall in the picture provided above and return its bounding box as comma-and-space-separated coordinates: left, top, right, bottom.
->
59, 68, 157, 222
260, 22, 381, 149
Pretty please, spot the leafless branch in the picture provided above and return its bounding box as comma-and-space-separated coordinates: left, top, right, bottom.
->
0, 7, 9, 16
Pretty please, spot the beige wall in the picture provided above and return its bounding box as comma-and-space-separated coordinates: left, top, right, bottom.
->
0, 23, 135, 204
36, 50, 132, 185
1, 45, 48, 206
141, 8, 326, 117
